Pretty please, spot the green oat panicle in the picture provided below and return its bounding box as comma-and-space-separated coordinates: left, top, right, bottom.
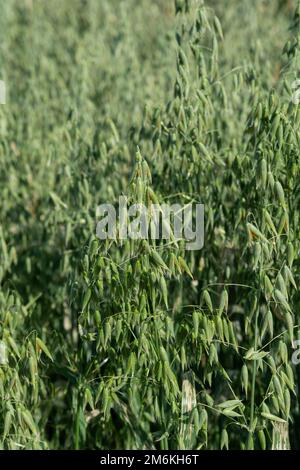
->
0, 0, 299, 451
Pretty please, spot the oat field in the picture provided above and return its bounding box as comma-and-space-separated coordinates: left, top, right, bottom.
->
0, 0, 300, 450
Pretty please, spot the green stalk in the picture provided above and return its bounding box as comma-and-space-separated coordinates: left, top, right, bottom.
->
250, 306, 259, 432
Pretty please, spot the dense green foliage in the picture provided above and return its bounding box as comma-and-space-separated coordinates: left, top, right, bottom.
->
0, 0, 300, 450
